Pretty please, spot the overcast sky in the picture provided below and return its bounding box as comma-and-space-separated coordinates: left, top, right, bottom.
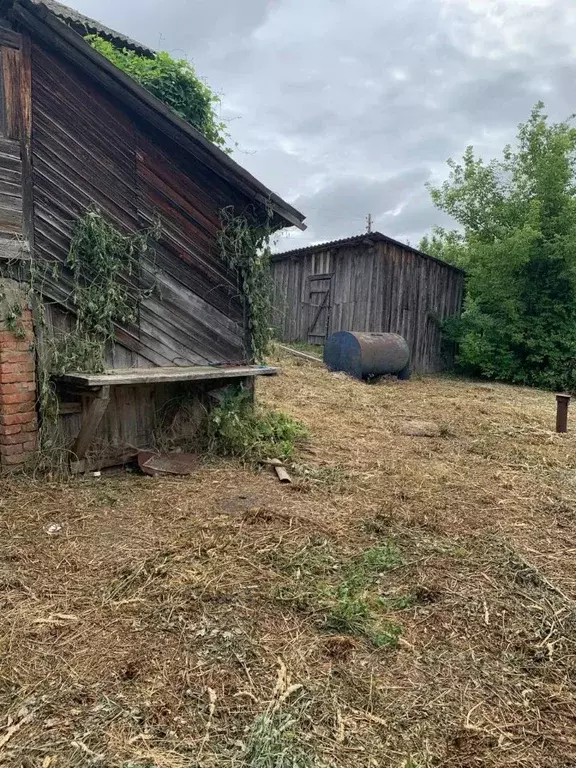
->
70, 0, 576, 251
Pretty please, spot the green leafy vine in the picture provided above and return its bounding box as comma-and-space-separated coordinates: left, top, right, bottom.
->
217, 206, 274, 362
29, 208, 159, 465
47, 207, 159, 375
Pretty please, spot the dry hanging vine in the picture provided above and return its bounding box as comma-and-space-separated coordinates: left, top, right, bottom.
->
217, 205, 274, 361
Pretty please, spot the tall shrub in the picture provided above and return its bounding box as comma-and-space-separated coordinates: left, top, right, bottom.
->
422, 104, 576, 390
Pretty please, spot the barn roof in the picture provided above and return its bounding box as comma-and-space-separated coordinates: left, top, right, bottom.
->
272, 231, 463, 272
5, 0, 306, 231
33, 0, 155, 56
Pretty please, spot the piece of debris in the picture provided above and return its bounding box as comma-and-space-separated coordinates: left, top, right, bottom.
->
399, 420, 442, 437
138, 451, 199, 477
277, 344, 323, 365
0, 706, 35, 749
44, 523, 62, 536
274, 465, 292, 484
259, 457, 292, 483
261, 458, 285, 467
33, 614, 78, 625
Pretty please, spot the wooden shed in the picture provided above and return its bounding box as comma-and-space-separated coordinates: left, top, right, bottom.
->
0, 0, 306, 471
272, 232, 464, 373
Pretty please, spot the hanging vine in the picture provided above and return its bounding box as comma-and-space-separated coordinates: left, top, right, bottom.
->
31, 208, 160, 463
217, 205, 274, 362
46, 207, 159, 375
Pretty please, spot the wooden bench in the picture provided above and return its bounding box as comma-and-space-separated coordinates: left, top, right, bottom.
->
57, 365, 279, 472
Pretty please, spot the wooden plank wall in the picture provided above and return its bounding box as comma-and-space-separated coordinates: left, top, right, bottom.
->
272, 240, 464, 373
30, 42, 248, 368
0, 23, 30, 258
136, 136, 246, 365
26, 40, 256, 456
377, 240, 464, 373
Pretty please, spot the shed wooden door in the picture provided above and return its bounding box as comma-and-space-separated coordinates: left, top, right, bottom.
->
307, 274, 333, 345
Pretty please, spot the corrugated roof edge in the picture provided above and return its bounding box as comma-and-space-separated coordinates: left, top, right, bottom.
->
272, 232, 464, 273
34, 0, 155, 56
13, 0, 306, 231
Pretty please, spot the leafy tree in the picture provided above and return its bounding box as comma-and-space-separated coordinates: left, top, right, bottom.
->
86, 36, 229, 150
421, 103, 576, 390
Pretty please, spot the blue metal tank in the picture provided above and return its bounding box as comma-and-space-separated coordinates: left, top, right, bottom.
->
323, 332, 411, 381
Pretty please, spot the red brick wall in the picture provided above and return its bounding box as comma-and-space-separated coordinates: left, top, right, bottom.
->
0, 284, 37, 470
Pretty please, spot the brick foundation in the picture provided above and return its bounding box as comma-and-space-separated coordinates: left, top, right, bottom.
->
0, 280, 37, 470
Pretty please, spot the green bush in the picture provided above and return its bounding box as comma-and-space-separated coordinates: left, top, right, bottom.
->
86, 36, 229, 150
207, 387, 308, 462
422, 103, 576, 391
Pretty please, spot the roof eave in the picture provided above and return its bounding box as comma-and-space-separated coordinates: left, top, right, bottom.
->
34, 0, 155, 56
13, 0, 306, 231
272, 232, 464, 274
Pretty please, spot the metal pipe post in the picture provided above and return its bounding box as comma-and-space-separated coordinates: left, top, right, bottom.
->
556, 394, 571, 433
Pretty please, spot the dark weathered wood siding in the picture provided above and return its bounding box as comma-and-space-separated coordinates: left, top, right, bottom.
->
26, 39, 255, 457
0, 23, 31, 258
0, 12, 301, 466
31, 41, 247, 368
272, 238, 464, 373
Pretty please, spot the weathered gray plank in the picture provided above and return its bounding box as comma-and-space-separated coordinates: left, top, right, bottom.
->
59, 365, 279, 388
0, 26, 22, 50
71, 385, 111, 460
0, 236, 28, 259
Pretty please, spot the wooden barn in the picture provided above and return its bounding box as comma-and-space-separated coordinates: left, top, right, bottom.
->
0, 0, 305, 471
272, 232, 464, 373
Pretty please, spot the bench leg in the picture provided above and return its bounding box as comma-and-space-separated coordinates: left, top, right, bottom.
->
70, 386, 111, 472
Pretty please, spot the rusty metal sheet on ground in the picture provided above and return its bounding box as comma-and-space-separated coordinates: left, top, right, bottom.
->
138, 451, 200, 476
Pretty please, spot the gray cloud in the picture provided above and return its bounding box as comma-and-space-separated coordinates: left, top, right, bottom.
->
71, 0, 576, 250
292, 169, 431, 233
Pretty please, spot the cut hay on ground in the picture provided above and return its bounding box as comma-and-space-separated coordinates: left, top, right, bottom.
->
1, 349, 576, 767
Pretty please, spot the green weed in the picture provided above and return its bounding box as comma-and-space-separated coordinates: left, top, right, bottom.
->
379, 594, 416, 612
207, 387, 308, 462
343, 543, 403, 592
359, 544, 402, 573
324, 583, 371, 636
244, 710, 318, 768
371, 622, 403, 648
275, 541, 403, 649
242, 660, 322, 768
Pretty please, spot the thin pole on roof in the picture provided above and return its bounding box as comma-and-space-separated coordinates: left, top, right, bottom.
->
366, 213, 373, 234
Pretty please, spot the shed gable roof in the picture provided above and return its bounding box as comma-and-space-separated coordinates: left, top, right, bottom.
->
273, 231, 463, 273
7, 0, 306, 231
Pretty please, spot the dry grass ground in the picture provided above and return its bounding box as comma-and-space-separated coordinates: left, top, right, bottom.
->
1, 350, 576, 767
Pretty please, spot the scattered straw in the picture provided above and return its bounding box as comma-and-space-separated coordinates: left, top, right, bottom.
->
1, 350, 576, 766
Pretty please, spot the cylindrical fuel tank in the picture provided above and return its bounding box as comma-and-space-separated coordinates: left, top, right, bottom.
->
323, 332, 411, 380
